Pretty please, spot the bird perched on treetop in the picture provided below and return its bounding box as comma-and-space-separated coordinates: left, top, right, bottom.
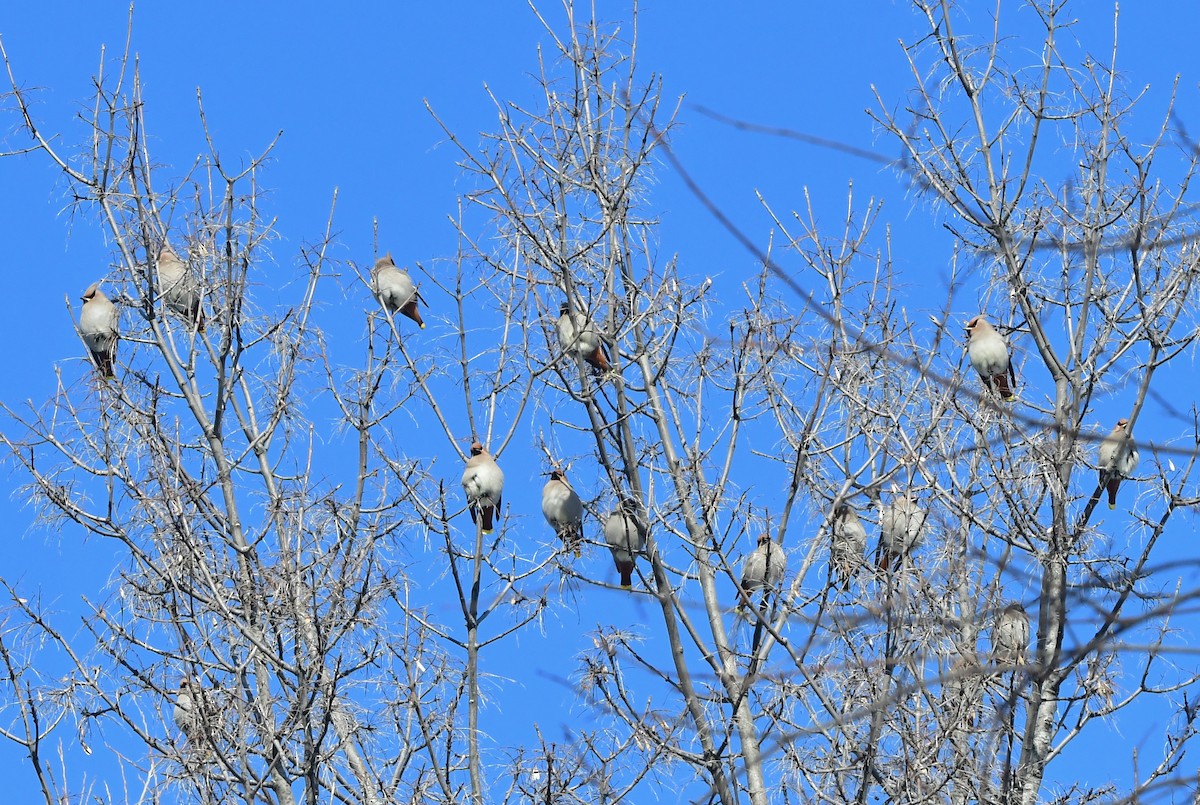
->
830, 503, 867, 589
876, 488, 926, 572
156, 243, 205, 331
542, 467, 583, 556
965, 315, 1016, 401
1097, 418, 1138, 510
556, 302, 610, 372
604, 500, 646, 589
372, 254, 424, 328
737, 533, 788, 612
461, 441, 504, 534
991, 603, 1030, 667
79, 282, 119, 378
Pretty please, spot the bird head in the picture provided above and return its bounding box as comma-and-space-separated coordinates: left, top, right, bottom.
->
469, 441, 485, 457
81, 282, 102, 302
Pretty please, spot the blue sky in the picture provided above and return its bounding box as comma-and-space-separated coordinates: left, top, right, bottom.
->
2, 1, 1200, 800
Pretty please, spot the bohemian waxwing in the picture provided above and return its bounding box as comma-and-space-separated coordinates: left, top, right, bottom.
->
876, 488, 926, 572
737, 533, 788, 611
991, 603, 1030, 666
965, 315, 1015, 401
79, 282, 118, 378
831, 503, 867, 589
462, 441, 504, 534
556, 302, 610, 372
372, 254, 424, 328
1097, 418, 1138, 510
603, 500, 646, 589
542, 467, 584, 556
156, 243, 204, 331
173, 677, 214, 756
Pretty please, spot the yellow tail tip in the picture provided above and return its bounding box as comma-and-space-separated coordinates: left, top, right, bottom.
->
1108, 503, 1116, 510
419, 323, 425, 329
482, 528, 493, 535
620, 583, 632, 591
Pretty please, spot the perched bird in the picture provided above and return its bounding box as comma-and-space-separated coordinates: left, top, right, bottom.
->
965, 315, 1015, 401
542, 467, 584, 556
461, 441, 504, 534
604, 500, 646, 589
372, 254, 424, 328
830, 503, 867, 589
173, 678, 212, 754
79, 282, 119, 378
876, 489, 926, 572
1097, 418, 1138, 510
991, 603, 1030, 667
156, 244, 204, 331
556, 302, 610, 372
941, 648, 983, 730
737, 533, 788, 611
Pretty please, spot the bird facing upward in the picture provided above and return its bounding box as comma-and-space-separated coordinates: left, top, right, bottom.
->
965, 315, 1016, 401
79, 282, 119, 378
461, 441, 504, 534
372, 254, 424, 328
1097, 418, 1138, 510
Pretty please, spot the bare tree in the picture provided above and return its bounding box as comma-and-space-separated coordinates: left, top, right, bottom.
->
2, 1, 1200, 805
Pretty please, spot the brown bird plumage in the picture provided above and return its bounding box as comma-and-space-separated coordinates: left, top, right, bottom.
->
1097, 418, 1138, 510
557, 303, 610, 371
156, 244, 205, 331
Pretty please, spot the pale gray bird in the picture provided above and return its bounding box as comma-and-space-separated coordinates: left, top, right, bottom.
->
965, 315, 1015, 401
542, 467, 583, 556
737, 533, 787, 611
831, 503, 867, 589
603, 500, 646, 589
79, 282, 118, 378
173, 678, 212, 755
462, 441, 504, 533
556, 303, 610, 371
1098, 418, 1138, 510
876, 488, 926, 572
372, 253, 424, 328
991, 603, 1030, 666
156, 244, 204, 331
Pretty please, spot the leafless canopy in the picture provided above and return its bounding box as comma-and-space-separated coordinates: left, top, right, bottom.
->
2, 2, 1199, 805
